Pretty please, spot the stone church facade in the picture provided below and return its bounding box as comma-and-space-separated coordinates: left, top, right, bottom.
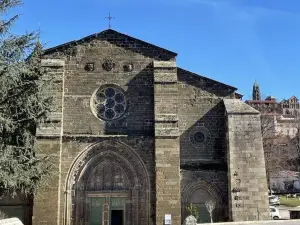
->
32, 29, 269, 225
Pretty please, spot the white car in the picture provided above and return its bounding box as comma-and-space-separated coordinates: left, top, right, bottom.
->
269, 206, 281, 220
269, 195, 280, 206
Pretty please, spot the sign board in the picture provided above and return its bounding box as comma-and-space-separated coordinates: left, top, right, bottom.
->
164, 214, 171, 225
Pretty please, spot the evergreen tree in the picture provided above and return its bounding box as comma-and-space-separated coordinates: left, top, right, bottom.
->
0, 0, 53, 197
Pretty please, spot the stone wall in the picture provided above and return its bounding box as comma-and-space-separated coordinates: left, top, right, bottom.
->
224, 99, 269, 221
43, 30, 176, 136
153, 61, 181, 225
33, 59, 65, 225
177, 68, 235, 163
33, 139, 60, 225
37, 59, 64, 136
38, 30, 177, 225
34, 29, 270, 225
177, 69, 236, 223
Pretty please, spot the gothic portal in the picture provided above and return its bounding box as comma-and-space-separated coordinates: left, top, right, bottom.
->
65, 141, 150, 225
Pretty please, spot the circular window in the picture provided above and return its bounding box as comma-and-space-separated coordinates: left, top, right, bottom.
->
91, 86, 127, 121
193, 131, 205, 143
189, 126, 210, 148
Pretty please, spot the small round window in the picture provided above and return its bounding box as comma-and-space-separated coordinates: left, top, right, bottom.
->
193, 131, 205, 143
189, 126, 211, 148
91, 85, 127, 121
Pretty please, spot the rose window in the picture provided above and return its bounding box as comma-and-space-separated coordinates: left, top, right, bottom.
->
189, 126, 211, 148
92, 86, 127, 121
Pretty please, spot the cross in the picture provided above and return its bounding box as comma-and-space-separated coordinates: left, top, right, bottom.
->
105, 13, 114, 29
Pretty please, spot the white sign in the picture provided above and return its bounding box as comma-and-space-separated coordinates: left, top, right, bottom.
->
164, 214, 171, 225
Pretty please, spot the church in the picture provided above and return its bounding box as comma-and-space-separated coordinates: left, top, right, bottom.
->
32, 29, 269, 225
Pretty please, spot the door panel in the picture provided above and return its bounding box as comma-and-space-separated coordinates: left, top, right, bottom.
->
87, 196, 126, 225
88, 197, 106, 225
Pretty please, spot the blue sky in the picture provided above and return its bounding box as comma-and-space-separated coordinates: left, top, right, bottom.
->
10, 0, 300, 100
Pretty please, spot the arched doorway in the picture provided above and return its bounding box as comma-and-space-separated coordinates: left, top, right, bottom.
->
182, 180, 224, 224
64, 141, 150, 225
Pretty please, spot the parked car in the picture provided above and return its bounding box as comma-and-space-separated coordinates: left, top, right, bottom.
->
269, 195, 280, 206
269, 206, 281, 220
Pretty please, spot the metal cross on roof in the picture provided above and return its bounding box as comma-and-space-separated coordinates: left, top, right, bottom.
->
105, 13, 114, 29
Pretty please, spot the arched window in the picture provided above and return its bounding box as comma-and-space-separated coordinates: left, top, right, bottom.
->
182, 180, 224, 224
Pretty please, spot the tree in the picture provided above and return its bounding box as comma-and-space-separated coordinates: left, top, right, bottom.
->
205, 200, 215, 223
186, 203, 200, 221
261, 114, 300, 192
0, 0, 53, 198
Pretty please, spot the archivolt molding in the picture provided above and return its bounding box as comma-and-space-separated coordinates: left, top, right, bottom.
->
78, 151, 139, 189
63, 140, 150, 225
181, 179, 224, 205
66, 140, 149, 192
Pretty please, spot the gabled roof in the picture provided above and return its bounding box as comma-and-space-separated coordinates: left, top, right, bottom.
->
289, 95, 299, 101
177, 67, 237, 91
44, 29, 177, 59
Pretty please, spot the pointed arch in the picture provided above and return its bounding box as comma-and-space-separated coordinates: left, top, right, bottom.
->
182, 179, 225, 223
63, 140, 150, 225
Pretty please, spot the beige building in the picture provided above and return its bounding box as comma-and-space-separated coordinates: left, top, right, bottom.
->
246, 82, 300, 192
246, 82, 300, 138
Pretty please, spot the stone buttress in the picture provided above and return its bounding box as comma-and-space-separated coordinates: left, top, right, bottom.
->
153, 61, 181, 225
224, 99, 269, 221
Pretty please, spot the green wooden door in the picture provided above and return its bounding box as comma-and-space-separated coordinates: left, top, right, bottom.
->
88, 197, 125, 225
197, 204, 211, 223
88, 197, 106, 225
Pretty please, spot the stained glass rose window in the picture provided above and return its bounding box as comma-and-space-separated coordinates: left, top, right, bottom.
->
92, 85, 127, 121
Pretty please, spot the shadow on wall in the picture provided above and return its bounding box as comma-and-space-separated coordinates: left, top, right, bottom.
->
179, 102, 228, 170
180, 103, 229, 224
178, 69, 236, 223
102, 63, 156, 225
177, 66, 235, 169
103, 64, 155, 137
177, 68, 236, 98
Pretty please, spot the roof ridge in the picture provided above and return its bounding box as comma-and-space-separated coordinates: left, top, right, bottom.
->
43, 29, 177, 56
177, 67, 237, 91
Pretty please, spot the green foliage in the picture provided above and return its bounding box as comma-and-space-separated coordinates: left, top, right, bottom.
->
186, 203, 200, 220
0, 0, 53, 197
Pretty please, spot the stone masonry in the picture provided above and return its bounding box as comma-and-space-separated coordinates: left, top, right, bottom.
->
28, 29, 270, 225
224, 99, 269, 221
153, 61, 181, 225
